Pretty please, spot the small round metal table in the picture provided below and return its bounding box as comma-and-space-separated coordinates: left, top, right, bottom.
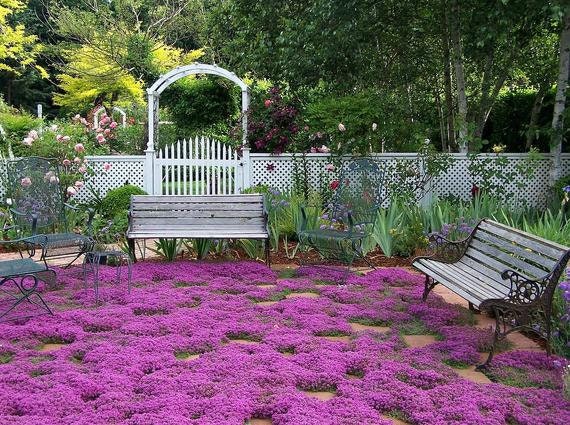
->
82, 250, 132, 302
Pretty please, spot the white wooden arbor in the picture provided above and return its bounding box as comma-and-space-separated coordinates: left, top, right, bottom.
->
145, 63, 250, 194
93, 106, 127, 129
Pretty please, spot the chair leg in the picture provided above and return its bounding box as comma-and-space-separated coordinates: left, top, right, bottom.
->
422, 275, 438, 301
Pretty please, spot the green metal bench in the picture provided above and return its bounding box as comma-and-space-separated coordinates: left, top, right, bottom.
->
0, 235, 55, 321
7, 157, 94, 267
298, 157, 388, 278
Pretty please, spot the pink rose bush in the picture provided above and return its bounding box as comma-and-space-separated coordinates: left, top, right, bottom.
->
0, 262, 567, 424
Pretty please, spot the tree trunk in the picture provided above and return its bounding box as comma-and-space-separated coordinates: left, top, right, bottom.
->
551, 9, 570, 186
435, 88, 447, 151
443, 4, 456, 151
450, 0, 468, 152
525, 83, 547, 150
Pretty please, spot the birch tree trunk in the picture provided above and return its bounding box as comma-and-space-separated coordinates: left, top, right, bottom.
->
443, 4, 456, 151
551, 9, 570, 186
450, 0, 468, 153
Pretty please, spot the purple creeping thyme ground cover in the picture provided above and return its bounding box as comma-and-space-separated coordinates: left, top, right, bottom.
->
0, 261, 568, 425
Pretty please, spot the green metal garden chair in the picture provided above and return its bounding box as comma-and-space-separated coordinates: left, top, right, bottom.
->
6, 157, 94, 267
297, 157, 388, 280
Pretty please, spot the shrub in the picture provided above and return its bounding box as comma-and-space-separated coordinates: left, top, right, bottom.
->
100, 184, 146, 219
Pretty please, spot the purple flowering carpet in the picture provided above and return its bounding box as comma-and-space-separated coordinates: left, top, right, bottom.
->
0, 261, 568, 424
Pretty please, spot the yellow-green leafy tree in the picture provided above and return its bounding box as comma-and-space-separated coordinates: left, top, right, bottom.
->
0, 0, 46, 77
50, 1, 203, 112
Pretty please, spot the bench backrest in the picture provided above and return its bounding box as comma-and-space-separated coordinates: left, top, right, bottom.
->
328, 157, 388, 227
468, 219, 569, 281
128, 194, 268, 236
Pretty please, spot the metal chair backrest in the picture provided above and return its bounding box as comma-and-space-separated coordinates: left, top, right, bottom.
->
8, 157, 66, 232
328, 157, 388, 229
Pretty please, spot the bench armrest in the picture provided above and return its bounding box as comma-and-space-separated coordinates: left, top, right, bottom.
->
0, 235, 49, 259
500, 268, 553, 306
415, 232, 471, 263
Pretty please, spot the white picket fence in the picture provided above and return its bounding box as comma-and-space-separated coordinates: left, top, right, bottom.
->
153, 137, 245, 195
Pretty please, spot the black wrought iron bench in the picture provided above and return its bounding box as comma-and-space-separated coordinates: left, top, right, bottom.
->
0, 236, 56, 321
413, 219, 570, 368
126, 194, 270, 265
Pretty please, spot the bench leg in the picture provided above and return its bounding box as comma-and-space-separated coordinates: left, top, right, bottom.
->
127, 238, 137, 263
422, 275, 438, 301
264, 239, 271, 267
477, 322, 500, 371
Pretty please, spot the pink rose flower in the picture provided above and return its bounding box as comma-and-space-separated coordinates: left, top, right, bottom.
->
66, 186, 77, 196
78, 166, 87, 174
264, 99, 272, 108
109, 121, 118, 129
21, 177, 32, 188
103, 128, 111, 136
103, 163, 112, 172
338, 123, 346, 132
74, 157, 81, 164
325, 163, 335, 172
74, 143, 85, 153
28, 130, 39, 140
62, 159, 72, 167
56, 134, 65, 142
49, 175, 59, 184
22, 137, 33, 146
74, 180, 84, 188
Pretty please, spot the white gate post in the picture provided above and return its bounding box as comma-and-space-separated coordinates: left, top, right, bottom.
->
240, 86, 251, 191
240, 147, 251, 192
145, 90, 157, 194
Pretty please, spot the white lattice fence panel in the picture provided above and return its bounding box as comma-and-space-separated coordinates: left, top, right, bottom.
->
251, 154, 336, 191
75, 156, 145, 201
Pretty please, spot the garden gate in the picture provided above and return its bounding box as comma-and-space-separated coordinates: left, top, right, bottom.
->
155, 136, 247, 195
146, 64, 250, 195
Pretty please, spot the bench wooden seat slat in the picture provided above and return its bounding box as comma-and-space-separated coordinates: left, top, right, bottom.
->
130, 217, 265, 226
478, 221, 566, 259
413, 218, 570, 368
416, 260, 507, 304
132, 203, 264, 211
468, 238, 547, 279
473, 229, 558, 270
451, 262, 510, 298
131, 210, 263, 218
132, 195, 263, 203
414, 261, 483, 306
457, 256, 511, 292
127, 194, 270, 264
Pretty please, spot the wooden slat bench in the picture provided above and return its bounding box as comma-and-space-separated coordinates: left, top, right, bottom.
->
126, 194, 270, 265
413, 219, 570, 368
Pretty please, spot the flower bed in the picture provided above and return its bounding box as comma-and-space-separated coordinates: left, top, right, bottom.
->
0, 262, 568, 424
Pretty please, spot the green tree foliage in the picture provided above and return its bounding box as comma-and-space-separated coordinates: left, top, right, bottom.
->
48, 0, 203, 112
161, 76, 237, 137
0, 0, 45, 75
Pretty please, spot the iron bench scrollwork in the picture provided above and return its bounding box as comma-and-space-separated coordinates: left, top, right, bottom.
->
413, 219, 570, 369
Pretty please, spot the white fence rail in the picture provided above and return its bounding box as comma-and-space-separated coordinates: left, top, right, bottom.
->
1, 152, 569, 208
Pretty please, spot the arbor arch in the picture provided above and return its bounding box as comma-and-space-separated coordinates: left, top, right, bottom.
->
144, 63, 250, 193
146, 63, 249, 152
